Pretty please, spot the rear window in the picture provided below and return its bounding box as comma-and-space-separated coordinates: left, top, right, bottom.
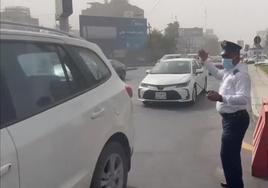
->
69, 46, 111, 83
0, 41, 87, 127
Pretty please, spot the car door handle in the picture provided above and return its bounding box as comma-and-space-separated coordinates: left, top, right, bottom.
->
0, 163, 12, 177
91, 108, 105, 119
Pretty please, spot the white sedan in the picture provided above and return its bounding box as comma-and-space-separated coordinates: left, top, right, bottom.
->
138, 58, 207, 104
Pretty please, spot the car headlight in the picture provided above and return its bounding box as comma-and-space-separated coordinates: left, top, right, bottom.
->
175, 81, 190, 88
140, 83, 149, 88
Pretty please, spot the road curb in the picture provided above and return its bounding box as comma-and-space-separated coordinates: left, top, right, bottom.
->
251, 106, 259, 123
251, 89, 260, 123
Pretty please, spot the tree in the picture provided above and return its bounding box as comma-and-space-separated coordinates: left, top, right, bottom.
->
148, 22, 179, 62
164, 21, 179, 39
163, 21, 179, 53
162, 35, 177, 54
203, 36, 220, 56
148, 29, 165, 61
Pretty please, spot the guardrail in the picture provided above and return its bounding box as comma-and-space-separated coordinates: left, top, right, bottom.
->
252, 97, 268, 178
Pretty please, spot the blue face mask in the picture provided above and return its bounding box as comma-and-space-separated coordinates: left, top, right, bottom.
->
222, 58, 234, 70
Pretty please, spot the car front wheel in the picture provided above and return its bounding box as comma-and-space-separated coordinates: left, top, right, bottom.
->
203, 78, 207, 93
90, 142, 128, 188
190, 86, 197, 104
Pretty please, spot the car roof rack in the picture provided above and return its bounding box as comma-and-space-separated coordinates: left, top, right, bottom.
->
0, 21, 80, 39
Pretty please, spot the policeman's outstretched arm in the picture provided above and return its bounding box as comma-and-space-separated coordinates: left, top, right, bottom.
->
198, 49, 224, 80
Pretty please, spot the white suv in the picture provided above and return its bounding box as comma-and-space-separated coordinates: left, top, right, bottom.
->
0, 24, 134, 188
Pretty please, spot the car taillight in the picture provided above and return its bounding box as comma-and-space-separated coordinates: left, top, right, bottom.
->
125, 85, 133, 98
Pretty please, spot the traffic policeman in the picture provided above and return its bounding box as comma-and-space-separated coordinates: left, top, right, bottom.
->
199, 41, 251, 188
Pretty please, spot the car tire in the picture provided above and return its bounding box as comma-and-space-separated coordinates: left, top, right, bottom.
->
90, 142, 128, 188
190, 86, 197, 105
202, 78, 207, 93
143, 101, 150, 106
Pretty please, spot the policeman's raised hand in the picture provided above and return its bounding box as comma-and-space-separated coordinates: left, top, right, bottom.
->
207, 90, 223, 102
198, 49, 209, 64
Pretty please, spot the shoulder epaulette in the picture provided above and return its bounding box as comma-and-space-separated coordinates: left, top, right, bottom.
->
233, 69, 239, 75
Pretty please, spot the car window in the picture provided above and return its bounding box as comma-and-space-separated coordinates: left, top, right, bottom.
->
0, 41, 88, 127
70, 46, 111, 84
0, 75, 16, 129
151, 61, 191, 74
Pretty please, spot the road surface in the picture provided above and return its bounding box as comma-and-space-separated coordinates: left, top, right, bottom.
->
126, 67, 268, 188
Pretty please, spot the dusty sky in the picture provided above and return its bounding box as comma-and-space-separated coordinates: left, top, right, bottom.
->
1, 0, 267, 44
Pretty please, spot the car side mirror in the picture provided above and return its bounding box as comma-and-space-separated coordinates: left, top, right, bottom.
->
146, 69, 151, 74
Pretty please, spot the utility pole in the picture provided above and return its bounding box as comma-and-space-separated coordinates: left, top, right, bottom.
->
58, 17, 69, 32
148, 23, 152, 45
204, 7, 207, 32
55, 0, 73, 32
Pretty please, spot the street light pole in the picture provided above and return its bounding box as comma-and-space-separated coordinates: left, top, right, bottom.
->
59, 16, 69, 32
55, 0, 73, 32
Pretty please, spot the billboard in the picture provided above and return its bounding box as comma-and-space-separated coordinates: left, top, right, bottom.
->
180, 28, 203, 38
79, 15, 148, 64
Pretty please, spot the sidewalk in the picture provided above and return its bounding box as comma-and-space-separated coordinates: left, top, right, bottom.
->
248, 64, 268, 121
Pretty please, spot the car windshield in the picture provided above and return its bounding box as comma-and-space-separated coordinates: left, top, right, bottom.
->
151, 61, 191, 74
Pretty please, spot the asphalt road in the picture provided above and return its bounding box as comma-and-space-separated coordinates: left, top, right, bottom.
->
126, 67, 268, 188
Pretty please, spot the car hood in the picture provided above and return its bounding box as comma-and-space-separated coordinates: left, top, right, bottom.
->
142, 74, 192, 85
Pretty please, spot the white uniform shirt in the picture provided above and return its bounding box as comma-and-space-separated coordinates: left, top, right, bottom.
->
205, 62, 251, 113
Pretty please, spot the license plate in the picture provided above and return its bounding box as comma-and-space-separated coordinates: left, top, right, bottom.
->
155, 92, 167, 100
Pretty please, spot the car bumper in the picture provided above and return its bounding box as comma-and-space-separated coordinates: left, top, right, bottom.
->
138, 86, 192, 102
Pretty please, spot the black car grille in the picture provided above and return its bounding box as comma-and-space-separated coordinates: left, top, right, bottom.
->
143, 90, 181, 100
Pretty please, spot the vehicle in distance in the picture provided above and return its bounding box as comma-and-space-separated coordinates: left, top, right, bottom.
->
255, 58, 268, 65
246, 55, 268, 64
138, 58, 207, 105
155, 54, 182, 64
186, 53, 199, 59
0, 24, 134, 188
110, 59, 127, 81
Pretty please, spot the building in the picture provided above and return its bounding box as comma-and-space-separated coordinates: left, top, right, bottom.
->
205, 29, 214, 35
80, 0, 147, 66
81, 0, 144, 18
177, 27, 205, 54
80, 15, 147, 66
176, 27, 220, 55
0, 6, 39, 30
